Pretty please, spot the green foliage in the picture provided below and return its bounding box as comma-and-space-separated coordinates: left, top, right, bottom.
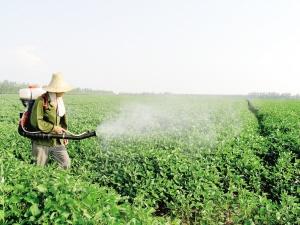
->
1, 156, 172, 224
0, 94, 299, 224
252, 100, 300, 202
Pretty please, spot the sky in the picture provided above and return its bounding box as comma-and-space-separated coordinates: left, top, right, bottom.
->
1, 0, 300, 95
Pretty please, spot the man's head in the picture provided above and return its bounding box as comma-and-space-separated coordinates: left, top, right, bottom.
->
43, 72, 73, 93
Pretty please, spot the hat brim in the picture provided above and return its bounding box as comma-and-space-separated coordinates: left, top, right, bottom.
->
43, 85, 74, 93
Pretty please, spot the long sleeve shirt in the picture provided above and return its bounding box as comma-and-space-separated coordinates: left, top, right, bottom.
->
30, 93, 67, 146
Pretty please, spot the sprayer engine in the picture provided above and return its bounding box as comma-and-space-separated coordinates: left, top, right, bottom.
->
19, 85, 46, 107
18, 86, 96, 140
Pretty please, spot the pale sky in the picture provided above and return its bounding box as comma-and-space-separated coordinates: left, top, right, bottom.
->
1, 0, 300, 95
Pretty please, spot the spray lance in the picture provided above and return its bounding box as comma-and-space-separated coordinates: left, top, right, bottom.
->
18, 86, 96, 140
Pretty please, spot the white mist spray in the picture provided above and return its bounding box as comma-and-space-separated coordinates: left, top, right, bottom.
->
97, 103, 173, 138
96, 99, 242, 151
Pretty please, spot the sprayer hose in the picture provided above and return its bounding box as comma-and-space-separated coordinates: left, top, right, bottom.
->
18, 125, 96, 140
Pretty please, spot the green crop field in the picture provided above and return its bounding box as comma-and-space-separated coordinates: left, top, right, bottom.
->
0, 94, 299, 224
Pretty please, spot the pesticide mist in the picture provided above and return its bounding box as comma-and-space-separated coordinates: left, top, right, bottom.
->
96, 97, 243, 152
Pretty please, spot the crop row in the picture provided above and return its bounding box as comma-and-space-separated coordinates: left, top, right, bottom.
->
0, 95, 175, 224
0, 94, 299, 224
250, 100, 299, 202
86, 97, 299, 224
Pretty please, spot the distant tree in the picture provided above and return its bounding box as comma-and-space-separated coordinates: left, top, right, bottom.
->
294, 94, 300, 99
247, 92, 298, 99
68, 87, 114, 95
0, 80, 115, 95
0, 80, 28, 94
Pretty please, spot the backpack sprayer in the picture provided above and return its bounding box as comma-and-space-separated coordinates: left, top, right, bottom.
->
18, 85, 96, 140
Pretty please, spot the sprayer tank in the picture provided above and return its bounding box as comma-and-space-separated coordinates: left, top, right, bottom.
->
19, 87, 46, 100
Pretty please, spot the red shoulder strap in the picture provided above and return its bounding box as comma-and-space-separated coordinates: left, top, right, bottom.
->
41, 93, 49, 110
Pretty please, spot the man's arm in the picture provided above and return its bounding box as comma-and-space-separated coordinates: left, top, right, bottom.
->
60, 114, 68, 130
30, 98, 54, 133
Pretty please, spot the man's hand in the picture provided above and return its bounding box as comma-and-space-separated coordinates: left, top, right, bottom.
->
53, 126, 66, 134
53, 126, 68, 145
63, 139, 69, 145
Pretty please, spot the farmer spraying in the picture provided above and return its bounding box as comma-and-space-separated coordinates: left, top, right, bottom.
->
18, 73, 96, 168
30, 73, 73, 169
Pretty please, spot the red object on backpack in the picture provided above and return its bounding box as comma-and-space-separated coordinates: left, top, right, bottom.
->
19, 93, 49, 131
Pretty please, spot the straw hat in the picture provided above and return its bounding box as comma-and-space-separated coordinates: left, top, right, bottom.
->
43, 73, 73, 93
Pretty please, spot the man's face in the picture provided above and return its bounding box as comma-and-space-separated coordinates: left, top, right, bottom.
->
56, 92, 64, 97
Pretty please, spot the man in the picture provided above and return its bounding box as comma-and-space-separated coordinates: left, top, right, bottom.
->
30, 73, 73, 169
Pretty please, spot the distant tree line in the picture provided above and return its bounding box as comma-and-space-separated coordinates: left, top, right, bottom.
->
0, 80, 28, 94
0, 80, 114, 95
1, 80, 299, 97
68, 88, 114, 95
247, 92, 300, 99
